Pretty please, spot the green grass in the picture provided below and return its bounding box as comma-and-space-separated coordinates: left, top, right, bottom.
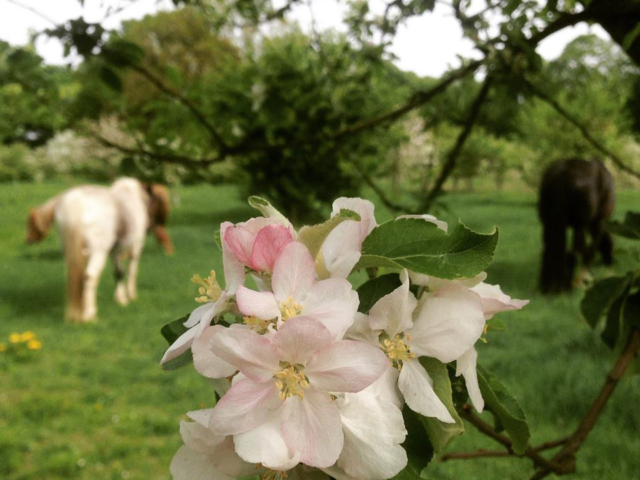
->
1, 182, 639, 480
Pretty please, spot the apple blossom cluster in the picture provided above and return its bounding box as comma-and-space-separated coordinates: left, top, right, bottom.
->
161, 197, 528, 480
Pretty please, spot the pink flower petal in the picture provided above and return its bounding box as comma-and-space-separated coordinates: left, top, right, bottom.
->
193, 325, 238, 379
306, 340, 388, 393
209, 378, 281, 435
331, 197, 377, 243
221, 222, 245, 294
273, 317, 332, 365
210, 327, 280, 382
236, 286, 280, 320
272, 242, 316, 303
369, 270, 416, 337
281, 388, 343, 468
303, 279, 359, 340
224, 225, 255, 266
250, 225, 294, 273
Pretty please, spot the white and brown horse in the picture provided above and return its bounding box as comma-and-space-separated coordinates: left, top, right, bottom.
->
26, 178, 174, 322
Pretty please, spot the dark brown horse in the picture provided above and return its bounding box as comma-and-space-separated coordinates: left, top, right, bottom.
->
538, 158, 615, 294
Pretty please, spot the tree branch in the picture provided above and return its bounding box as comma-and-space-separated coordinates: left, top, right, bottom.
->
529, 329, 640, 480
442, 437, 569, 462
332, 60, 483, 141
420, 75, 492, 212
128, 64, 229, 153
89, 131, 225, 167
522, 76, 640, 180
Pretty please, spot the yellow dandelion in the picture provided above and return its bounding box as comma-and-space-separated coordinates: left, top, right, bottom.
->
20, 331, 36, 342
9, 333, 21, 344
27, 340, 42, 351
0, 343, 6, 353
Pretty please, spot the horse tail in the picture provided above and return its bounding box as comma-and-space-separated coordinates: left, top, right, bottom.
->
62, 208, 86, 322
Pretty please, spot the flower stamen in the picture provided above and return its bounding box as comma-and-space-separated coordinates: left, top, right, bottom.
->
191, 270, 222, 304
279, 297, 303, 321
380, 333, 416, 370
261, 470, 288, 480
274, 363, 309, 401
243, 315, 275, 335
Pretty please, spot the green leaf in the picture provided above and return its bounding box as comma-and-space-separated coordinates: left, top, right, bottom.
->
98, 66, 122, 91
160, 315, 193, 371
622, 23, 640, 52
601, 290, 629, 349
477, 365, 530, 454
401, 406, 435, 475
297, 208, 361, 261
389, 464, 424, 480
624, 292, 640, 331
419, 357, 464, 452
161, 315, 189, 345
581, 275, 632, 328
356, 273, 402, 313
356, 219, 499, 279
607, 212, 640, 241
247, 196, 291, 228
214, 230, 222, 251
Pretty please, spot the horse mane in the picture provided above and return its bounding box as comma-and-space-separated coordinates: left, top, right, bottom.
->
142, 182, 174, 254
26, 196, 61, 243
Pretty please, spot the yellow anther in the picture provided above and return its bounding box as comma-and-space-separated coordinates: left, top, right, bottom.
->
261, 470, 288, 480
191, 270, 222, 304
279, 296, 303, 320
243, 316, 274, 335
479, 323, 489, 344
274, 364, 309, 401
380, 333, 416, 370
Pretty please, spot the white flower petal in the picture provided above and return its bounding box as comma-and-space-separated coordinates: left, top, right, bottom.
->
192, 325, 238, 379
345, 312, 381, 346
273, 317, 332, 365
273, 242, 316, 302
170, 445, 234, 480
209, 378, 281, 435
233, 412, 298, 470
236, 286, 280, 320
398, 359, 454, 423
303, 278, 359, 339
470, 282, 529, 320
336, 391, 408, 480
409, 285, 485, 363
360, 366, 403, 409
210, 327, 280, 382
160, 327, 197, 365
306, 340, 388, 393
282, 389, 343, 468
456, 347, 484, 412
369, 271, 416, 337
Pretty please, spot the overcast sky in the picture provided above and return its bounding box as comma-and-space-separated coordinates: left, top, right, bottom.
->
0, 0, 609, 77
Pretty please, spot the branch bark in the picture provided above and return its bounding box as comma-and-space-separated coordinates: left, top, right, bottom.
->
522, 77, 640, 180
529, 329, 640, 480
420, 75, 493, 212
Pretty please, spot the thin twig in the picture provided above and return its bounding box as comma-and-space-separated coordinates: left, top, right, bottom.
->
459, 406, 564, 474
441, 449, 512, 461
522, 77, 640, 180
442, 437, 568, 462
4, 0, 58, 25
420, 75, 492, 212
530, 329, 640, 480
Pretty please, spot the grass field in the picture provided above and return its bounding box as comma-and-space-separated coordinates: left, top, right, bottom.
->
1, 181, 640, 480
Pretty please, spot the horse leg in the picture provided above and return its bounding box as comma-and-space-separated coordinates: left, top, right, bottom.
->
82, 251, 108, 321
112, 247, 129, 306
589, 220, 614, 266
571, 226, 589, 288
540, 221, 567, 294
126, 247, 142, 301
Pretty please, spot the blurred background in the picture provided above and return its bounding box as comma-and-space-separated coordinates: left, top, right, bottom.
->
1, 1, 640, 479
